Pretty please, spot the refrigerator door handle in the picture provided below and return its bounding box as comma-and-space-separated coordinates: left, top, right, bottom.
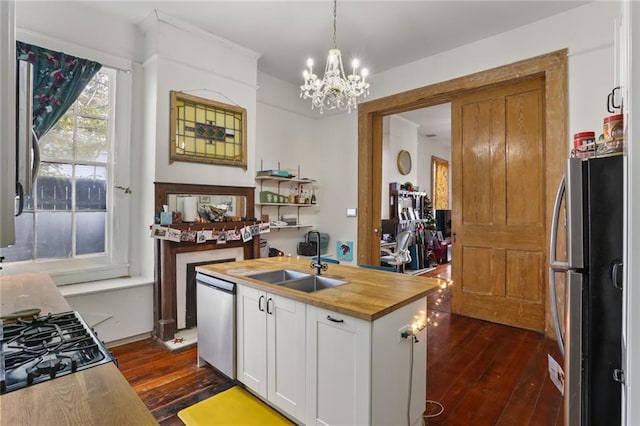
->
549, 268, 565, 356
566, 158, 584, 269
549, 176, 567, 355
612, 261, 623, 290
565, 270, 583, 426
550, 175, 569, 269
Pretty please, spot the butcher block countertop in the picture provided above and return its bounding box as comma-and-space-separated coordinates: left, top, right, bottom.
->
197, 257, 444, 321
0, 273, 157, 426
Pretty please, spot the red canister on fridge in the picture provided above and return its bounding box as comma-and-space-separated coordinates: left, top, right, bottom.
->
573, 131, 596, 153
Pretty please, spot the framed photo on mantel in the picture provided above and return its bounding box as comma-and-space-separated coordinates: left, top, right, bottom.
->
169, 91, 247, 169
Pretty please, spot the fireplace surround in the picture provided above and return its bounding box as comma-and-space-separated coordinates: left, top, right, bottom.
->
154, 182, 258, 341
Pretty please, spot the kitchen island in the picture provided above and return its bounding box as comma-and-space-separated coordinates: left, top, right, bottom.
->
197, 257, 444, 426
0, 273, 157, 426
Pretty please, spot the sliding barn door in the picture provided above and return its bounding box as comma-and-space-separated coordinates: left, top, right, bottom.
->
451, 77, 546, 331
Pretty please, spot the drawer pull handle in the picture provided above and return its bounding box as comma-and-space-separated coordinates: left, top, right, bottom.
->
326, 315, 344, 323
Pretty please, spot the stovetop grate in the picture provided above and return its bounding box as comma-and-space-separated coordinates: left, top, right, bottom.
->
1, 311, 115, 394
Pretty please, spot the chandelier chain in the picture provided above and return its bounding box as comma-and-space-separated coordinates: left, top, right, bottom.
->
333, 0, 337, 49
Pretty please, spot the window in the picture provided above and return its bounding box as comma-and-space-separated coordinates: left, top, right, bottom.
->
1, 66, 129, 283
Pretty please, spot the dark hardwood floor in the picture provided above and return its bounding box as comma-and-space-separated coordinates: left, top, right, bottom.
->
112, 263, 563, 425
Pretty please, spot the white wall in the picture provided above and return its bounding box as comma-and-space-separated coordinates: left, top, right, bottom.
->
255, 74, 320, 256
142, 13, 259, 187
381, 116, 419, 218
307, 111, 359, 263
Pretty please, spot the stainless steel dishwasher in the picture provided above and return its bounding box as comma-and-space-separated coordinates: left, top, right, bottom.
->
195, 272, 236, 379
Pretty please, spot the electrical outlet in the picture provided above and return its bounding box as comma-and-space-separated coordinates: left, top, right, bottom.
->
398, 324, 412, 341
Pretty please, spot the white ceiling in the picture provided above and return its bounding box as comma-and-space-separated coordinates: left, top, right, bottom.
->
400, 103, 452, 146
77, 0, 588, 143
81, 0, 587, 86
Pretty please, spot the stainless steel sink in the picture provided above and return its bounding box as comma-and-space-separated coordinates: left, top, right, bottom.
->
246, 269, 311, 284
280, 275, 347, 293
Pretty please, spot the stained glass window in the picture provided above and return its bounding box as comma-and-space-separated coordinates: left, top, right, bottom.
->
170, 91, 247, 169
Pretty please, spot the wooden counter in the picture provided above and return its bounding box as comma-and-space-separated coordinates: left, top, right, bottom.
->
197, 257, 443, 321
0, 273, 157, 426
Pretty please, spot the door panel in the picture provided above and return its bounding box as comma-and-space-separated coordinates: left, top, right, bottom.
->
505, 250, 543, 302
461, 100, 502, 226
452, 77, 546, 331
505, 90, 544, 225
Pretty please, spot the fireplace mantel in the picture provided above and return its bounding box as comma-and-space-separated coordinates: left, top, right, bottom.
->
153, 182, 258, 341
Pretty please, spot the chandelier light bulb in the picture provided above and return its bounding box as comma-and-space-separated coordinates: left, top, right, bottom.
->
299, 0, 370, 113
352, 58, 360, 73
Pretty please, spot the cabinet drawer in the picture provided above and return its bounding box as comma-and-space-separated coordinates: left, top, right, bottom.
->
313, 307, 359, 333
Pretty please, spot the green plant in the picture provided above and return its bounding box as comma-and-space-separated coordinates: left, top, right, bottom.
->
423, 195, 437, 233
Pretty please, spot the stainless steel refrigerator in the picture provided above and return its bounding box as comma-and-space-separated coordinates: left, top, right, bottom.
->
549, 155, 624, 425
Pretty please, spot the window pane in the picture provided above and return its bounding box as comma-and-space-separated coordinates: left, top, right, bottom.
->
36, 212, 72, 259
76, 212, 106, 255
76, 72, 110, 117
75, 165, 107, 210
39, 114, 74, 161
5, 67, 114, 270
16, 193, 34, 212
0, 213, 34, 261
76, 117, 108, 162
35, 163, 72, 210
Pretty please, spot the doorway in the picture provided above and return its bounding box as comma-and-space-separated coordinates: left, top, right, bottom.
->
357, 50, 567, 335
382, 105, 452, 270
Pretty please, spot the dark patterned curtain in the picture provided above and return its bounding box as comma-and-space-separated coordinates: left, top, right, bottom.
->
16, 41, 102, 139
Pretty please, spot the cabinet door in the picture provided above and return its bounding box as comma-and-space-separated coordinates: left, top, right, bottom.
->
267, 294, 306, 421
237, 285, 267, 397
306, 306, 371, 426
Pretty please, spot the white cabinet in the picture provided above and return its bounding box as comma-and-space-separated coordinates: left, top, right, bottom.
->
236, 285, 306, 422
236, 278, 428, 425
306, 298, 427, 426
306, 306, 372, 426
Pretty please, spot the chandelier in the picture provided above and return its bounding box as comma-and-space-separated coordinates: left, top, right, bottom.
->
300, 0, 370, 113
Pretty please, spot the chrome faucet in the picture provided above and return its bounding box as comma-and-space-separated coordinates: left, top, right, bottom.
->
308, 231, 327, 275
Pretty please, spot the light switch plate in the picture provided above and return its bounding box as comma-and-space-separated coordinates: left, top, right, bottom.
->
346, 208, 357, 217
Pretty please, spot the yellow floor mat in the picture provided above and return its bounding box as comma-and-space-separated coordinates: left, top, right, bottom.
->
177, 386, 294, 426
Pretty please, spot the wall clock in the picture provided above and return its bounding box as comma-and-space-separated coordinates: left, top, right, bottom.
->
397, 150, 412, 175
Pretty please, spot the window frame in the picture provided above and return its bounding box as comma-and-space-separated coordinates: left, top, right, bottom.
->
3, 36, 132, 285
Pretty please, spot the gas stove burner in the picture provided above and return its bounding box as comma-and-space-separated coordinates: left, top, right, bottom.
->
36, 358, 63, 375
1, 311, 115, 394
26, 357, 65, 384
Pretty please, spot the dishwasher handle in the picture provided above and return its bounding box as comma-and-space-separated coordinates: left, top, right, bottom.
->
195, 272, 236, 293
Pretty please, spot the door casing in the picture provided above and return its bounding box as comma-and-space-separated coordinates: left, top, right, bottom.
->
357, 50, 567, 336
